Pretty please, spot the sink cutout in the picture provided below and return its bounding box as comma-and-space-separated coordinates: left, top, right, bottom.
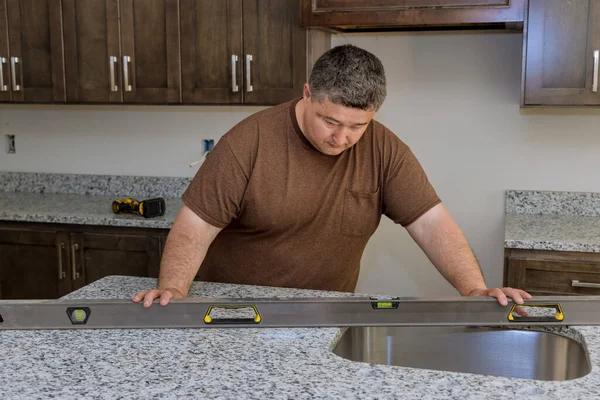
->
332, 326, 591, 381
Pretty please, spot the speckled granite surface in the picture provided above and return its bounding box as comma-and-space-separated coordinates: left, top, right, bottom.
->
506, 190, 600, 217
505, 190, 600, 252
0, 191, 181, 229
0, 171, 191, 198
0, 276, 598, 399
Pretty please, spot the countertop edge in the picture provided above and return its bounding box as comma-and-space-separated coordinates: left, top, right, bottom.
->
0, 213, 173, 230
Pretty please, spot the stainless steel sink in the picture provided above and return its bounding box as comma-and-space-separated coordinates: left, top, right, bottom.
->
332, 326, 591, 381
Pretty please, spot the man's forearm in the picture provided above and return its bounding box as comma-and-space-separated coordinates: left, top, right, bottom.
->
158, 207, 221, 297
406, 204, 487, 296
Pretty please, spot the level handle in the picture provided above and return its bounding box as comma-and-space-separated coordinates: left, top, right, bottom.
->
507, 303, 564, 323
203, 305, 261, 325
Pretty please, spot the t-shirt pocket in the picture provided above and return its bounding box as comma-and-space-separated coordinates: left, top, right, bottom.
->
341, 187, 381, 238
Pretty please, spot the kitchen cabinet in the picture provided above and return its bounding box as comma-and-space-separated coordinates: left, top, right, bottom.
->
69, 231, 161, 288
62, 0, 181, 104
0, 0, 66, 102
0, 227, 71, 299
181, 0, 324, 105
0, 222, 165, 299
180, 0, 243, 104
299, 0, 526, 31
505, 248, 600, 295
522, 0, 600, 106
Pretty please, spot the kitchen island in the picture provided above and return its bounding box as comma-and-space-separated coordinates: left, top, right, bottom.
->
0, 276, 598, 399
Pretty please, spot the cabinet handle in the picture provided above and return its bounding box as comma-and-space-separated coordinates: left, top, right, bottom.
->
231, 55, 239, 93
572, 280, 600, 288
109, 56, 118, 92
246, 54, 253, 92
10, 57, 19, 91
0, 57, 6, 91
71, 244, 80, 280
123, 56, 132, 92
57, 242, 66, 280
593, 50, 599, 93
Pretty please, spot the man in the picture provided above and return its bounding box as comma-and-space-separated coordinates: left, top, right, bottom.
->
133, 44, 531, 308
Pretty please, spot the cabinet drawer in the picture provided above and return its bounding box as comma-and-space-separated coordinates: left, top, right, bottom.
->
509, 257, 600, 296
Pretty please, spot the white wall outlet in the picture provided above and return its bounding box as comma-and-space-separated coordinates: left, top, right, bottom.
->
6, 134, 15, 154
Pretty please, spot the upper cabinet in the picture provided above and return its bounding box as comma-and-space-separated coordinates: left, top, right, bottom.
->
62, 0, 181, 104
300, 0, 526, 30
181, 0, 309, 105
242, 0, 307, 105
180, 0, 244, 104
0, 0, 327, 105
522, 0, 600, 106
0, 0, 65, 102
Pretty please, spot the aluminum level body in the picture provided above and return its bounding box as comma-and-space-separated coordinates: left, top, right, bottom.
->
1, 296, 600, 330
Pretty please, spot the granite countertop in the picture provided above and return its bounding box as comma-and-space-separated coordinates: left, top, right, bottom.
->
0, 275, 598, 399
0, 172, 189, 229
504, 190, 600, 253
0, 191, 181, 229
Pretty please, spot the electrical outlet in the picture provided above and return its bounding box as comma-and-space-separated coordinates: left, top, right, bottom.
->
6, 135, 15, 154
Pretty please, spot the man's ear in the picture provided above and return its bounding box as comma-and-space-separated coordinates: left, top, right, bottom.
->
303, 83, 311, 100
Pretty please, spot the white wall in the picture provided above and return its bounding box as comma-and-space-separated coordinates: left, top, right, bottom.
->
2, 32, 600, 296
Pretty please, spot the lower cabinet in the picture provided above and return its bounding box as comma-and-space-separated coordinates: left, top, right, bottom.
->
505, 248, 600, 296
0, 222, 169, 299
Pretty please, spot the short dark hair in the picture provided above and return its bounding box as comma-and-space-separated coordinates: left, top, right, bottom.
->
308, 44, 387, 111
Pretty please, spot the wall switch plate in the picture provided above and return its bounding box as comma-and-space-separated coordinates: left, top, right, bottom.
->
6, 135, 15, 153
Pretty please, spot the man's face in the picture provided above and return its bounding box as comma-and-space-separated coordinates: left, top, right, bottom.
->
300, 85, 375, 156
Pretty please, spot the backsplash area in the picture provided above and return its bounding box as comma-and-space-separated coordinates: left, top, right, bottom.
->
0, 172, 191, 198
506, 190, 600, 217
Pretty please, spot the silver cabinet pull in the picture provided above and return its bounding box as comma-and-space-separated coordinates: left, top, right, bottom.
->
123, 55, 132, 92
246, 54, 253, 92
0, 57, 6, 91
10, 57, 19, 91
572, 280, 600, 288
231, 55, 239, 93
593, 50, 599, 93
71, 244, 80, 280
57, 242, 66, 280
109, 56, 118, 92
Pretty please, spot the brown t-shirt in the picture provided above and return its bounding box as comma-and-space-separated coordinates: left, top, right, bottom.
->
182, 99, 441, 292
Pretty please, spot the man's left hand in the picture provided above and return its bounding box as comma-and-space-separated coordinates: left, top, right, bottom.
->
467, 287, 532, 306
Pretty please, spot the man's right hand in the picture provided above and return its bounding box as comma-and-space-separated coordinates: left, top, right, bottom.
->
132, 287, 185, 308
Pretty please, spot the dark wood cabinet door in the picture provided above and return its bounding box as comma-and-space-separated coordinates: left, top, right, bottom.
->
180, 0, 243, 104
243, 0, 306, 105
523, 0, 600, 106
0, 0, 11, 101
5, 0, 65, 102
120, 0, 181, 104
70, 232, 161, 291
62, 0, 121, 103
300, 0, 525, 29
0, 228, 71, 299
